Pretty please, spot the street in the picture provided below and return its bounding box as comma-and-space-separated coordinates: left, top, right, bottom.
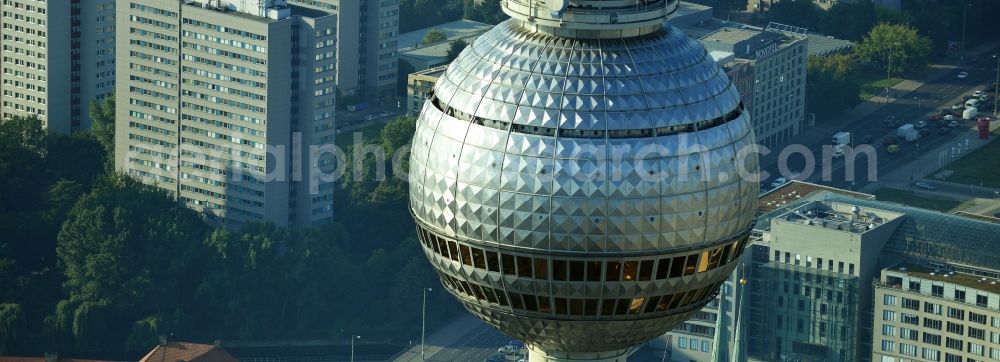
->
762, 49, 1000, 192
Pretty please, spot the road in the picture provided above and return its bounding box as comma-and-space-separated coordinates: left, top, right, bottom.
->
393, 314, 510, 362
763, 52, 1000, 192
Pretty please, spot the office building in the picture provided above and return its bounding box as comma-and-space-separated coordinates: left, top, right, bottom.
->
1, 0, 116, 132
289, 0, 399, 105
701, 26, 807, 149
874, 262, 1000, 362
115, 0, 338, 228
405, 65, 445, 116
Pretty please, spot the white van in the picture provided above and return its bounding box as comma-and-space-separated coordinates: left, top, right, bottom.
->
966, 99, 979, 108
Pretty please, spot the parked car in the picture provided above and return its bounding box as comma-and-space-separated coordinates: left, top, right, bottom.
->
887, 144, 901, 154
915, 120, 928, 129
914, 182, 936, 191
957, 71, 969, 79
974, 90, 986, 97
944, 114, 956, 121
952, 103, 965, 110
365, 114, 378, 121
378, 110, 394, 118
963, 95, 975, 101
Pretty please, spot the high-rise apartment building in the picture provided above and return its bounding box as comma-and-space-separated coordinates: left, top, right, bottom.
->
1, 0, 116, 132
874, 262, 1000, 362
289, 0, 399, 105
115, 0, 338, 228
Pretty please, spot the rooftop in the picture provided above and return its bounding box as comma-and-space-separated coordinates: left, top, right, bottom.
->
757, 180, 873, 214
399, 19, 493, 51
773, 200, 903, 235
139, 341, 237, 362
702, 27, 760, 45
678, 18, 851, 57
887, 262, 1000, 295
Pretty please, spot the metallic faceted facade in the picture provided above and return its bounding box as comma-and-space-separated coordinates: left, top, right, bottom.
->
409, 17, 759, 354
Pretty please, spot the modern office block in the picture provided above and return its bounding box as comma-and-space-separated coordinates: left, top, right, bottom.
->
115, 0, 337, 228
874, 262, 1000, 362
0, 0, 116, 132
289, 0, 399, 105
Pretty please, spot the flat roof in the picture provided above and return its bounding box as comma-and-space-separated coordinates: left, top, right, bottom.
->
679, 18, 850, 57
758, 180, 873, 215
888, 262, 1000, 295
399, 19, 493, 50
702, 27, 760, 45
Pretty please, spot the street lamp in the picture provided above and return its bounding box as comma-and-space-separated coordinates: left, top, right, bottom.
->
961, 3, 971, 65
993, 54, 999, 117
351, 335, 361, 362
421, 287, 433, 360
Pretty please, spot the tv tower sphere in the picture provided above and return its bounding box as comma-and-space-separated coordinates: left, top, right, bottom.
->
408, 0, 758, 360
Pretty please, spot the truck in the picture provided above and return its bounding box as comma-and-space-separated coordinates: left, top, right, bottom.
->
832, 131, 851, 147
896, 124, 915, 138
963, 107, 979, 120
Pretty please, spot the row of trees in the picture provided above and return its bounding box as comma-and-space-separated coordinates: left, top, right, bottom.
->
0, 101, 459, 356
767, 0, 998, 51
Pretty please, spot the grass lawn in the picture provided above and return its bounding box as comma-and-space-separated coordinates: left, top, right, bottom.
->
335, 123, 384, 149
936, 139, 1000, 189
855, 69, 904, 100
874, 188, 963, 212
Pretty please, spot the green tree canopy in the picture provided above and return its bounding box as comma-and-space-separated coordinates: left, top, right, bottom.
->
816, 1, 877, 41
421, 29, 447, 45
446, 39, 468, 63
854, 22, 933, 76
768, 0, 820, 29
806, 54, 862, 117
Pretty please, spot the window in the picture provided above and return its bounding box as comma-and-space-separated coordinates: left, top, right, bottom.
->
701, 340, 709, 352
923, 332, 941, 346
947, 322, 964, 335
884, 295, 897, 305
932, 285, 944, 297
552, 260, 567, 280
908, 281, 920, 291
976, 294, 988, 307
569, 261, 585, 281
900, 343, 917, 356
925, 302, 942, 315
901, 313, 919, 325
585, 261, 601, 282
882, 340, 896, 352
944, 353, 961, 362
678, 337, 687, 349
970, 312, 987, 325
948, 307, 965, 320
969, 327, 985, 340
901, 298, 919, 310
516, 256, 533, 277
922, 348, 940, 361
946, 337, 963, 351
969, 343, 984, 356
924, 318, 943, 330
991, 331, 1000, 344
534, 258, 549, 280
991, 347, 1000, 360
689, 338, 697, 350
900, 328, 917, 340
954, 290, 966, 302
883, 310, 896, 321
882, 324, 896, 336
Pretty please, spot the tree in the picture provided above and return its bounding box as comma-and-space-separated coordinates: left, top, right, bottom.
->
446, 39, 468, 63
806, 54, 862, 117
422, 29, 447, 45
817, 1, 877, 41
768, 0, 820, 29
854, 23, 933, 76
463, 0, 506, 24
89, 93, 115, 162
56, 173, 210, 351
